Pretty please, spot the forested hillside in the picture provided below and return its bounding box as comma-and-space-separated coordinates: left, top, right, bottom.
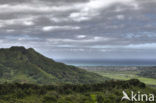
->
0, 46, 106, 84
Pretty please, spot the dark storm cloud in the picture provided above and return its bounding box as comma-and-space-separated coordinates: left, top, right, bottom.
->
0, 0, 156, 59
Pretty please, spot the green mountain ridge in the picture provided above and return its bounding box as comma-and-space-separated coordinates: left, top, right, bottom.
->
0, 46, 106, 84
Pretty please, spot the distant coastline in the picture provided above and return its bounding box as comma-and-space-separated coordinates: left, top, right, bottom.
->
56, 59, 156, 66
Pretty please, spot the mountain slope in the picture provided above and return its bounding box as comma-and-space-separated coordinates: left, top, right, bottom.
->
0, 46, 107, 84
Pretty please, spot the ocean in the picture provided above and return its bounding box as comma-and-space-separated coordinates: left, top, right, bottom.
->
56, 59, 156, 66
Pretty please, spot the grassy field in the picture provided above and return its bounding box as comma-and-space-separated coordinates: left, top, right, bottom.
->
81, 66, 156, 86
92, 70, 156, 85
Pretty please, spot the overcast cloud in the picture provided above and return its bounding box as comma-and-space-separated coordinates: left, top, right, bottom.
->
0, 0, 156, 60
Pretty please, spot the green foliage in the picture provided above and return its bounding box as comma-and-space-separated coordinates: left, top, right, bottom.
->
0, 46, 106, 84
0, 79, 155, 103
138, 67, 156, 79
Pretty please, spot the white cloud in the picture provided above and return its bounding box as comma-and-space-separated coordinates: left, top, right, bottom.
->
70, 48, 85, 52
114, 7, 123, 12
0, 16, 35, 26
127, 43, 156, 49
50, 17, 70, 23
42, 26, 80, 32
47, 36, 111, 44
0, 3, 83, 13
6, 29, 15, 33
69, 0, 135, 21
23, 21, 34, 26
77, 35, 86, 39
0, 39, 3, 43
69, 13, 90, 22
0, 24, 4, 28
57, 45, 76, 48
90, 43, 156, 50
116, 15, 125, 20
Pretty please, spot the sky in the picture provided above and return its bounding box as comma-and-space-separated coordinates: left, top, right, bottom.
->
0, 0, 156, 60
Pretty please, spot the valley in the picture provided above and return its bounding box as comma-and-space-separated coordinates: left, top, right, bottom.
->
80, 66, 156, 86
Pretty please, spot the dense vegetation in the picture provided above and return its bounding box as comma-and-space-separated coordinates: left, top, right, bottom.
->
0, 79, 155, 103
0, 46, 106, 84
138, 67, 156, 79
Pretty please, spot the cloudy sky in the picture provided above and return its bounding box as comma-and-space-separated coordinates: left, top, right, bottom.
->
0, 0, 156, 60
